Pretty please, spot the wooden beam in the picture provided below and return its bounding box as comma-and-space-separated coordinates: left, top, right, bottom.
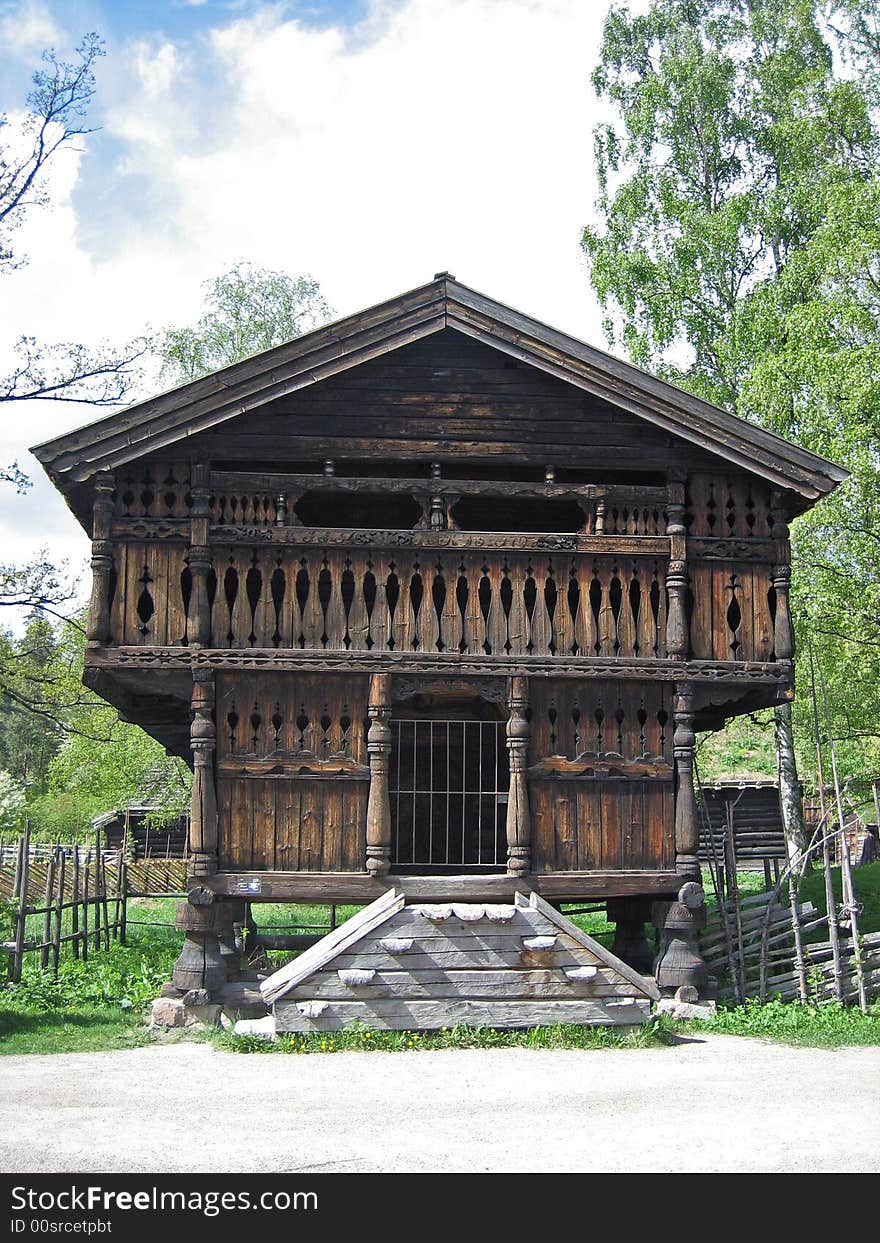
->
201, 870, 682, 903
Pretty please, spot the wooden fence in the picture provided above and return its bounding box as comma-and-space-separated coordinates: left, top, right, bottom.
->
704, 889, 879, 1004
0, 825, 187, 983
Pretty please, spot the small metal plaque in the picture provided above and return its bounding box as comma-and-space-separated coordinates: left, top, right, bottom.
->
236, 877, 262, 895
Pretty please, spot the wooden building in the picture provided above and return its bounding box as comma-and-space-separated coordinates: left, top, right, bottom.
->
32, 275, 844, 1004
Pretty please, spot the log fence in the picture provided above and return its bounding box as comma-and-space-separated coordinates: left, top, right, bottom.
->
0, 824, 190, 983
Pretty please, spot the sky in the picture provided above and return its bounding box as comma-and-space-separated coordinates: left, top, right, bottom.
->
0, 0, 616, 605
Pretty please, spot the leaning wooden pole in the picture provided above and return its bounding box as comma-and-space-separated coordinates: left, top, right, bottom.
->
808, 641, 844, 1003
816, 654, 867, 1012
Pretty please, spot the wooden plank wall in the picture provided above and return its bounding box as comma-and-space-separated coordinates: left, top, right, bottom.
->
175, 331, 686, 471
528, 679, 674, 874
215, 672, 369, 872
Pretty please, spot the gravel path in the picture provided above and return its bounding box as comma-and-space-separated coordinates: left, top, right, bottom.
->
2, 1034, 878, 1173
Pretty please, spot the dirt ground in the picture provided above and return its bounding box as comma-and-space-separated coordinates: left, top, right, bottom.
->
2, 1033, 878, 1173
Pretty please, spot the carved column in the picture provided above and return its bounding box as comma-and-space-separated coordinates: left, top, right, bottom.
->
652, 881, 708, 996
188, 463, 212, 648
365, 673, 392, 876
86, 471, 115, 648
673, 681, 700, 880
189, 669, 218, 878
770, 492, 794, 660
665, 470, 689, 659
171, 899, 227, 996
506, 675, 532, 876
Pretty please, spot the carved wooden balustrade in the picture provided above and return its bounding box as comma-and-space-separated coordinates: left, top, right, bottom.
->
91, 464, 794, 667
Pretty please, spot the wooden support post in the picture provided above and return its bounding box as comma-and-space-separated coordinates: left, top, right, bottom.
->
41, 854, 55, 969
506, 675, 532, 877
86, 471, 115, 647
665, 470, 689, 659
673, 681, 700, 880
11, 824, 30, 984
770, 491, 794, 661
171, 900, 227, 996
188, 463, 212, 648
607, 896, 653, 974
189, 668, 219, 878
653, 881, 708, 996
366, 673, 393, 876
53, 850, 65, 971
71, 846, 80, 960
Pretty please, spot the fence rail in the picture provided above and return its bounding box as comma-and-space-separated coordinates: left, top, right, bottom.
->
0, 826, 188, 983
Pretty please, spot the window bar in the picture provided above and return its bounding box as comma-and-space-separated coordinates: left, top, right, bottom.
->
461, 721, 467, 866
412, 718, 417, 866
395, 718, 402, 865
494, 718, 500, 865
445, 723, 450, 867
429, 720, 434, 867
477, 720, 483, 866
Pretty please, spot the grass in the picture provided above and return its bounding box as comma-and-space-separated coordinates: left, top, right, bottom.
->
684, 997, 880, 1047
3, 879, 880, 1055
798, 859, 880, 935
218, 1017, 675, 1054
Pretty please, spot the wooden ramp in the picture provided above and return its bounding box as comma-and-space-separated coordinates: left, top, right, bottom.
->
261, 890, 658, 1032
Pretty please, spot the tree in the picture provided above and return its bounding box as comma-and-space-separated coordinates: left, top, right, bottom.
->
0, 33, 148, 422
582, 0, 880, 846
158, 262, 332, 385
0, 33, 148, 708
0, 615, 191, 839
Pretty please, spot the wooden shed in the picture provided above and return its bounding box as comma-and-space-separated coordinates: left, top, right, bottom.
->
32, 274, 844, 1014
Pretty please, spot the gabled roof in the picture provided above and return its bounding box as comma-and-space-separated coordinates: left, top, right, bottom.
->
31, 274, 846, 505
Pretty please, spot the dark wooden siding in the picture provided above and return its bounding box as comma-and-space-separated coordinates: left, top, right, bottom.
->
215, 672, 369, 872
167, 331, 701, 471
528, 679, 675, 873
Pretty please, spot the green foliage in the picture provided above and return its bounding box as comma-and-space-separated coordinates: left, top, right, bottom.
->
0, 904, 181, 1054
583, 0, 880, 784
220, 1018, 671, 1056
688, 996, 880, 1045
696, 711, 777, 781
0, 769, 25, 831
159, 262, 332, 384
0, 614, 190, 839
799, 859, 880, 934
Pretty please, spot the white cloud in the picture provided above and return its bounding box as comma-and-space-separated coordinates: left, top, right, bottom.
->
0, 0, 62, 59
0, 0, 610, 590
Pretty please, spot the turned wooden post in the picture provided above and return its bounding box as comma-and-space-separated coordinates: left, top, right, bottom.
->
665, 470, 689, 659
365, 672, 393, 876
188, 462, 212, 647
506, 675, 532, 876
770, 492, 794, 660
652, 881, 708, 995
673, 680, 700, 880
86, 471, 115, 647
188, 668, 219, 877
